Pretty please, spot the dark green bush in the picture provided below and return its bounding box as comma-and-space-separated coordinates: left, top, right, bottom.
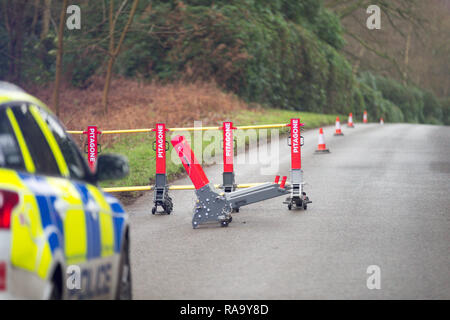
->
359, 72, 444, 124
3, 0, 446, 126
324, 45, 353, 114
357, 82, 404, 123
314, 8, 345, 49
422, 90, 443, 124
116, 1, 353, 114
440, 98, 450, 125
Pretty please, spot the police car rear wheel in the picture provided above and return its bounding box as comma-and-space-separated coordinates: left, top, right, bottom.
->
116, 238, 132, 300
49, 266, 63, 300
49, 282, 62, 300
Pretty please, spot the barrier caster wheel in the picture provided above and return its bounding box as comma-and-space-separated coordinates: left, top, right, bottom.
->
288, 203, 292, 210
163, 203, 172, 215
151, 207, 156, 215
221, 221, 229, 227
303, 204, 307, 210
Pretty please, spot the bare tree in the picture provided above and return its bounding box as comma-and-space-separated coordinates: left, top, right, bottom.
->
325, 0, 430, 86
402, 23, 413, 85
31, 0, 41, 34
52, 0, 68, 117
40, 0, 52, 40
3, 0, 30, 83
102, 0, 140, 114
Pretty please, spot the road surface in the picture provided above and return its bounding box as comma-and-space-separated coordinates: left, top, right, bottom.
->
126, 123, 450, 299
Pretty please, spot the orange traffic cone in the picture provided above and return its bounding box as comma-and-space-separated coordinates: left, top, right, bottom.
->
363, 110, 368, 123
334, 117, 344, 136
347, 112, 355, 128
315, 128, 330, 153
380, 117, 384, 125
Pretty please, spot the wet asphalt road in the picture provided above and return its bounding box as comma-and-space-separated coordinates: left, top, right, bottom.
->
126, 123, 450, 299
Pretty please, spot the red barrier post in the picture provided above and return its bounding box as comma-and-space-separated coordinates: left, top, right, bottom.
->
151, 123, 173, 214
222, 121, 236, 173
153, 123, 169, 174
221, 121, 237, 192
83, 125, 101, 172
284, 118, 310, 210
288, 118, 303, 170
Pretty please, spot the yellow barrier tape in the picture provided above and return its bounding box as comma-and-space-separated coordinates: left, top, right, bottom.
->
103, 186, 153, 192
67, 123, 289, 135
168, 126, 220, 132
236, 123, 288, 130
102, 183, 268, 193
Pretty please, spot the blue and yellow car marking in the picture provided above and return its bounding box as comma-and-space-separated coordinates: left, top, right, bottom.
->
73, 183, 102, 259
1, 94, 127, 294
104, 193, 126, 253
7, 170, 122, 280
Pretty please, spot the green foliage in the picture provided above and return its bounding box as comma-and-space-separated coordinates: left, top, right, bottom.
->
324, 45, 353, 114
2, 0, 447, 125
359, 72, 444, 124
372, 76, 424, 123
314, 8, 345, 49
359, 83, 404, 123
117, 1, 352, 115
440, 98, 450, 125
422, 90, 443, 125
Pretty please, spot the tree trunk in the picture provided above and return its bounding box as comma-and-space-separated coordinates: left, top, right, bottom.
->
31, 0, 40, 34
403, 23, 413, 85
41, 0, 52, 40
52, 0, 68, 117
102, 0, 140, 113
102, 57, 115, 114
4, 0, 28, 83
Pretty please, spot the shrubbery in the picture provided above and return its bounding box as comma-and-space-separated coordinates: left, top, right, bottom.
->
2, 0, 447, 125
115, 1, 445, 124
359, 72, 444, 124
116, 1, 354, 115
439, 98, 450, 125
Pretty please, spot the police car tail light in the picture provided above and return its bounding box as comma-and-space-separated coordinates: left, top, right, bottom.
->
0, 190, 19, 229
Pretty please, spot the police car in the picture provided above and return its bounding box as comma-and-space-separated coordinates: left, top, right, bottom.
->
0, 82, 132, 299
